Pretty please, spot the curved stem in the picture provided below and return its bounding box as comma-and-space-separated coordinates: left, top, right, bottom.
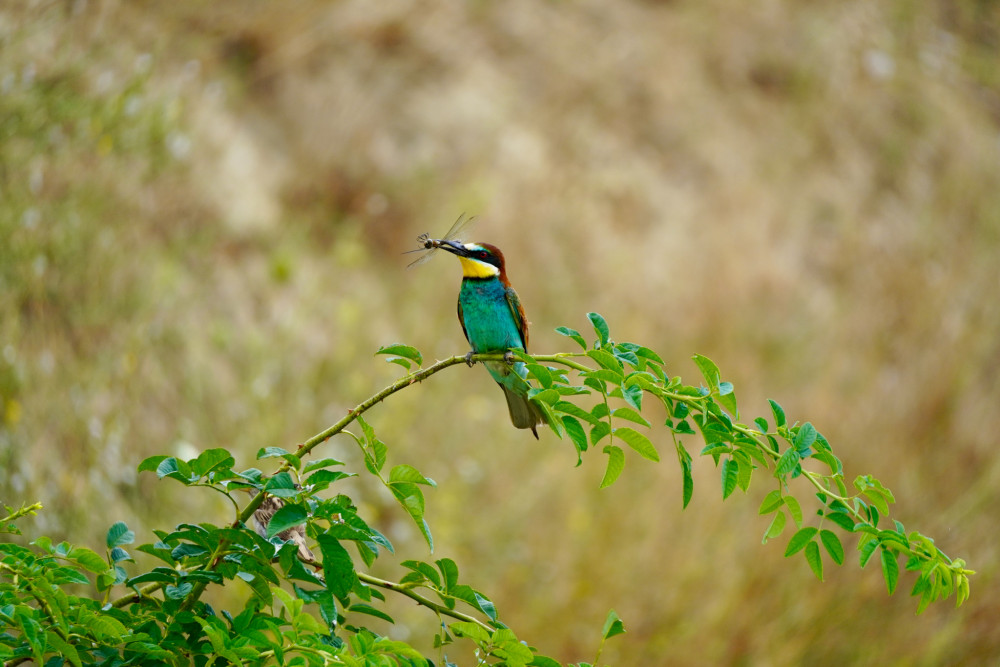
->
171, 352, 545, 614
358, 573, 494, 632
111, 581, 165, 609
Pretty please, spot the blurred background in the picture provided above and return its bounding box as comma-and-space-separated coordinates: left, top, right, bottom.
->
2, 1, 999, 664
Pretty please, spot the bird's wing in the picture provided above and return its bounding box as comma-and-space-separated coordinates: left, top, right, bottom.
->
505, 286, 529, 350
457, 297, 471, 344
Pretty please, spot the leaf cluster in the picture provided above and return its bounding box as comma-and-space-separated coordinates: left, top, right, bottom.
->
0, 314, 972, 665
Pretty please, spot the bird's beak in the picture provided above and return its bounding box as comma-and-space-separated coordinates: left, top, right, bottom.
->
435, 240, 470, 257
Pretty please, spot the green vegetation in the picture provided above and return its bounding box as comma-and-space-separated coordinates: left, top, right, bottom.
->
2, 2, 999, 664
0, 315, 972, 663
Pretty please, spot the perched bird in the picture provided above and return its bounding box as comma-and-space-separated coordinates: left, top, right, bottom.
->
252, 494, 317, 564
432, 239, 546, 437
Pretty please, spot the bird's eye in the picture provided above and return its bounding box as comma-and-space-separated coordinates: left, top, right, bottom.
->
477, 250, 489, 259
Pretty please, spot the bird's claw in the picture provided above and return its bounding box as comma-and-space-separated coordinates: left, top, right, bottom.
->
464, 351, 476, 367
503, 350, 515, 364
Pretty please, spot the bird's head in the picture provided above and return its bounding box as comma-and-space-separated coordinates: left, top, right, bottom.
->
436, 240, 509, 283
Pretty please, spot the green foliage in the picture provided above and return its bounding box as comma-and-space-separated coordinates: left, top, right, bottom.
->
0, 315, 973, 664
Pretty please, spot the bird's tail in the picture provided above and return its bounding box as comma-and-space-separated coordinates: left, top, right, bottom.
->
499, 382, 546, 439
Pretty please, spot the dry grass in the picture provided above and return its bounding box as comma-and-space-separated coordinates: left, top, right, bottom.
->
2, 0, 999, 663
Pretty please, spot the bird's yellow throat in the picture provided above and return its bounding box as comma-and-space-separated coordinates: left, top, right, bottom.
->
458, 256, 500, 279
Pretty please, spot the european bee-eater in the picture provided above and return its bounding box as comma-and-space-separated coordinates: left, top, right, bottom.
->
432, 239, 546, 438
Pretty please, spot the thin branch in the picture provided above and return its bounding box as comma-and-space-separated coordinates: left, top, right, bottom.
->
357, 573, 494, 632
170, 352, 532, 613
111, 581, 165, 609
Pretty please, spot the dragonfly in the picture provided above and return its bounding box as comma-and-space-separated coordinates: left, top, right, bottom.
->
406, 213, 478, 268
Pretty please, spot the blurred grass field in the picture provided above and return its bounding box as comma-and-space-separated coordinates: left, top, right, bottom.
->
2, 1, 999, 663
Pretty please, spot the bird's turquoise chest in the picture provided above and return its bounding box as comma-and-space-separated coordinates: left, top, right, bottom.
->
458, 278, 524, 353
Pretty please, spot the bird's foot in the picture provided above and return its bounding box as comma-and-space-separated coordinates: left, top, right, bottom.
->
464, 350, 477, 367
503, 350, 515, 364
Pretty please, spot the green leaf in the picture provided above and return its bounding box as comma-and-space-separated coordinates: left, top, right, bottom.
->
165, 582, 193, 599
717, 382, 737, 416
587, 349, 624, 376
612, 407, 651, 428
613, 348, 640, 369
805, 541, 824, 581
881, 547, 899, 594
390, 483, 434, 551
590, 421, 611, 446
621, 382, 643, 411
601, 609, 626, 639
451, 621, 492, 643
68, 546, 108, 573
957, 574, 971, 607
191, 447, 236, 477
554, 401, 601, 425
106, 521, 135, 548
155, 457, 192, 483
317, 534, 359, 600
614, 427, 659, 462
768, 399, 786, 428
109, 547, 131, 563
264, 472, 299, 498
384, 357, 412, 370
364, 438, 388, 476
691, 354, 721, 390
721, 458, 738, 500
583, 376, 609, 394
52, 566, 91, 585
266, 503, 308, 539
127, 569, 177, 585
735, 451, 753, 491
170, 542, 209, 560
305, 469, 354, 490
530, 387, 560, 406
793, 423, 817, 454
375, 343, 422, 366
17, 613, 43, 663
820, 529, 845, 565
45, 630, 82, 667
813, 450, 843, 474
256, 446, 301, 468
824, 510, 856, 532
348, 603, 395, 624
587, 312, 610, 347
402, 559, 441, 587
389, 464, 436, 486
137, 455, 169, 474
563, 416, 588, 461
529, 656, 564, 667
762, 509, 786, 543
303, 457, 346, 473
863, 489, 891, 517
783, 495, 803, 527
452, 584, 497, 621
859, 538, 879, 568
436, 557, 459, 591
677, 443, 694, 509
555, 326, 587, 350
759, 490, 783, 515
775, 448, 800, 476
784, 527, 818, 557
600, 445, 625, 488
525, 363, 553, 388
635, 346, 664, 365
